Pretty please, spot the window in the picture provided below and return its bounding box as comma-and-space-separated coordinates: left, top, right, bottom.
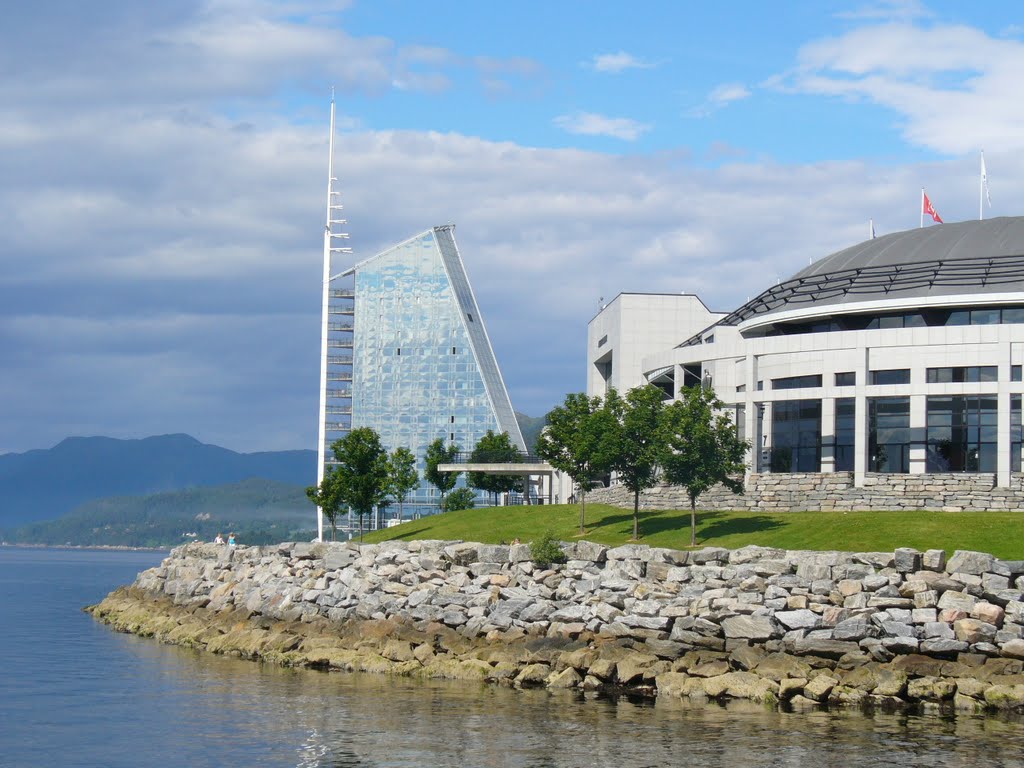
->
1013, 365, 1022, 383
870, 369, 911, 385
835, 372, 856, 387
704, 334, 714, 344
772, 374, 823, 390
834, 398, 855, 472
869, 397, 910, 473
770, 399, 821, 472
735, 404, 746, 443
926, 366, 997, 383
736, 384, 746, 393
597, 334, 608, 348
926, 395, 997, 472
466, 313, 473, 322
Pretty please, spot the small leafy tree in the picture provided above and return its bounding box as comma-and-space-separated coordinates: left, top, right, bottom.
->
424, 437, 460, 508
536, 392, 618, 534
607, 385, 667, 540
467, 430, 522, 505
306, 469, 345, 541
330, 427, 390, 541
660, 386, 749, 546
386, 446, 419, 521
441, 487, 476, 513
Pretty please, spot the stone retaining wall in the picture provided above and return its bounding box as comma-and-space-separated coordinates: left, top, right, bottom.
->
588, 472, 1024, 512
88, 539, 1024, 712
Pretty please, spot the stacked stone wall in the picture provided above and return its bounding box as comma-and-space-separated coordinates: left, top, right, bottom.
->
588, 472, 1024, 512
90, 539, 1024, 712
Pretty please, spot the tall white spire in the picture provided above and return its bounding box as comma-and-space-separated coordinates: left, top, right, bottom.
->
315, 91, 353, 541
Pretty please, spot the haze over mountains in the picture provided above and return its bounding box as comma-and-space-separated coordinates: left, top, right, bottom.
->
0, 413, 546, 546
0, 434, 315, 527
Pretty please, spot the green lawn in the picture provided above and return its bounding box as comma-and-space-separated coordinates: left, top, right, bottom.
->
364, 503, 1024, 559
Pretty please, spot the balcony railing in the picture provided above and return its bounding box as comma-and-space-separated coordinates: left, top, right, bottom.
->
327, 355, 352, 365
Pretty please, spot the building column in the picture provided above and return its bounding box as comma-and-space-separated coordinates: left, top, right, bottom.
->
853, 346, 868, 487
909, 394, 927, 475
820, 397, 835, 473
998, 341, 1012, 487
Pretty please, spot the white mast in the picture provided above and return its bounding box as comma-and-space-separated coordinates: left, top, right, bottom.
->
316, 92, 352, 541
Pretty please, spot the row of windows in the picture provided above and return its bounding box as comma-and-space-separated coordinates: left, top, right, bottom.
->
766, 365, 1023, 390
761, 395, 1022, 474
763, 305, 1024, 337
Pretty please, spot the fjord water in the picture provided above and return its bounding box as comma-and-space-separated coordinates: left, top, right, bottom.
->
3, 549, 1024, 768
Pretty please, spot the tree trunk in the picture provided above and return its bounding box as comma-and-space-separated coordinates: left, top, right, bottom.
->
690, 495, 697, 547
633, 489, 640, 540
330, 519, 336, 542
578, 486, 587, 535
359, 513, 364, 542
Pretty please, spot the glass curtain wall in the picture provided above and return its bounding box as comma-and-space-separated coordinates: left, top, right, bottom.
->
926, 395, 998, 472
834, 398, 855, 471
868, 397, 910, 473
770, 399, 821, 472
353, 230, 503, 516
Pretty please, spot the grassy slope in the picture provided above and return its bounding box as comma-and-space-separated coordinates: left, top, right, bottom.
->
364, 503, 1024, 559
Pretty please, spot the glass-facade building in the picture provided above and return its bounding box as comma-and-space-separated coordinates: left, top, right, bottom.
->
344, 225, 525, 517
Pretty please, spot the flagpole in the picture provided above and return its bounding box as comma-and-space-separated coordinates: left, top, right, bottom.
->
920, 188, 924, 229
980, 151, 984, 221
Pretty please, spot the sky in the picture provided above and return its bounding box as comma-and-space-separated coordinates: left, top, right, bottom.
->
3, 0, 1024, 455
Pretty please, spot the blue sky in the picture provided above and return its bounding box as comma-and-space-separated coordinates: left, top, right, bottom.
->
2, 0, 1024, 454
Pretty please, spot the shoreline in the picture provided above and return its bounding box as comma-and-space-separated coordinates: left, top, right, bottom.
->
87, 539, 1024, 714
1, 542, 168, 552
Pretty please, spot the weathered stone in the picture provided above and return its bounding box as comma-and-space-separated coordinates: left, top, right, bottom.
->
803, 674, 838, 702
793, 638, 860, 658
775, 609, 820, 630
922, 549, 946, 572
721, 615, 777, 640
937, 590, 978, 613
954, 618, 997, 644
946, 551, 995, 576
907, 676, 956, 701
893, 548, 922, 573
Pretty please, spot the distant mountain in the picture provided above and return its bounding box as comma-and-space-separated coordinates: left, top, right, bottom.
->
4, 478, 316, 548
0, 434, 316, 527
515, 412, 548, 453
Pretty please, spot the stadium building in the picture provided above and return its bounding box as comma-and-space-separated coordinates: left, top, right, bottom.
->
589, 217, 1024, 506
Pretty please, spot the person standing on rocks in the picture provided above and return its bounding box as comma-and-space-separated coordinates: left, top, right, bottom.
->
214, 533, 224, 545
227, 533, 236, 547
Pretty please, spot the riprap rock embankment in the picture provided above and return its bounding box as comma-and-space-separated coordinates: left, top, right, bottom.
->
88, 540, 1024, 712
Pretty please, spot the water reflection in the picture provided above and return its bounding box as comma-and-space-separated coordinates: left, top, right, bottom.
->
117, 636, 1024, 768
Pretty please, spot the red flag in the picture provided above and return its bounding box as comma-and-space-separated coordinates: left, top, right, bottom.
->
923, 192, 943, 223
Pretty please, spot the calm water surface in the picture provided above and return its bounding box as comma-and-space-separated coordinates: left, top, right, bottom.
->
1, 547, 1023, 768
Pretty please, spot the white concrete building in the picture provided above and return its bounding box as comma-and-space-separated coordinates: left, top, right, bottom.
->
589, 217, 1024, 490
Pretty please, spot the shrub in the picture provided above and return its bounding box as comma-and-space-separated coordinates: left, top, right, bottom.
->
530, 532, 567, 567
441, 487, 476, 513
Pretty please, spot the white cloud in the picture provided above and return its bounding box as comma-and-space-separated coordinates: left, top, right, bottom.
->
689, 82, 752, 117
553, 111, 651, 140
778, 20, 1024, 154
590, 51, 651, 73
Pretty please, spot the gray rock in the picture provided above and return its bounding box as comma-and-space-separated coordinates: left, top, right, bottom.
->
946, 550, 995, 576
775, 609, 820, 630
606, 544, 648, 561
919, 638, 969, 654
923, 549, 947, 572
937, 590, 978, 613
894, 548, 922, 573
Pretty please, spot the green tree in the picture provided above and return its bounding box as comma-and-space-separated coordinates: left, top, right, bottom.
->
607, 385, 667, 540
660, 386, 749, 546
424, 437, 460, 507
386, 446, 419, 521
330, 427, 389, 541
305, 468, 345, 541
467, 430, 522, 505
441, 487, 476, 513
536, 392, 618, 534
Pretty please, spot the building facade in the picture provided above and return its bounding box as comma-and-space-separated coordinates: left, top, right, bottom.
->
326, 225, 525, 519
589, 217, 1024, 493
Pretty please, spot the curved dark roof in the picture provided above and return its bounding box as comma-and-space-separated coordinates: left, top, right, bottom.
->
719, 216, 1024, 327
